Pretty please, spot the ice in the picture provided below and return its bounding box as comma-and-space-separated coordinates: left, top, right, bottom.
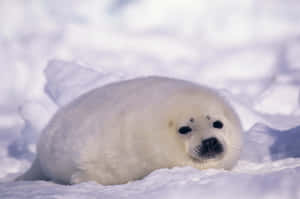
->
254, 82, 299, 115
1, 0, 300, 198
44, 60, 126, 106
287, 41, 300, 70
241, 123, 300, 162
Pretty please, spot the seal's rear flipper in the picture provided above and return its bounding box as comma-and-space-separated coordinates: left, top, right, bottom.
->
15, 158, 48, 181
70, 171, 89, 184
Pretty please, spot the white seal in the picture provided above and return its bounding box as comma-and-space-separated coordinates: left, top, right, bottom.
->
17, 76, 243, 185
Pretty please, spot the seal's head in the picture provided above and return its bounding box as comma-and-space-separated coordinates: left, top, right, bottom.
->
178, 117, 225, 160
170, 90, 243, 170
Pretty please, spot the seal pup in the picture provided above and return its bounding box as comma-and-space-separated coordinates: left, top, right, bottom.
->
17, 76, 243, 185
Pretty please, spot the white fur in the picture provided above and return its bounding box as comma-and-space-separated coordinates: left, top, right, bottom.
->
17, 76, 243, 185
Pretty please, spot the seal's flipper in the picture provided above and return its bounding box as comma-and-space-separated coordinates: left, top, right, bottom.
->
15, 158, 48, 181
70, 171, 89, 184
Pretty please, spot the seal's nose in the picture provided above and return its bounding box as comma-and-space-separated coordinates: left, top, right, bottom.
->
200, 137, 223, 158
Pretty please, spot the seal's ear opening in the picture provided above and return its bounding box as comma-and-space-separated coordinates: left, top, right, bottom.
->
178, 126, 192, 135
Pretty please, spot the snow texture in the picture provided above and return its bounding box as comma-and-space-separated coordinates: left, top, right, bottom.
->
1, 0, 300, 198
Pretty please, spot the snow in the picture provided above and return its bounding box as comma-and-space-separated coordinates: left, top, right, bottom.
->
1, 167, 300, 199
1, 0, 300, 198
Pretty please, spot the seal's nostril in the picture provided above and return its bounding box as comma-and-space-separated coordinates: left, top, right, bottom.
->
202, 137, 218, 147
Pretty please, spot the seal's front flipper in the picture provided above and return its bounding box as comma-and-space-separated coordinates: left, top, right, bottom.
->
15, 157, 48, 181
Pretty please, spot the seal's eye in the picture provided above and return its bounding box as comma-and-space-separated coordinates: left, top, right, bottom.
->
178, 126, 192, 135
213, 120, 223, 129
